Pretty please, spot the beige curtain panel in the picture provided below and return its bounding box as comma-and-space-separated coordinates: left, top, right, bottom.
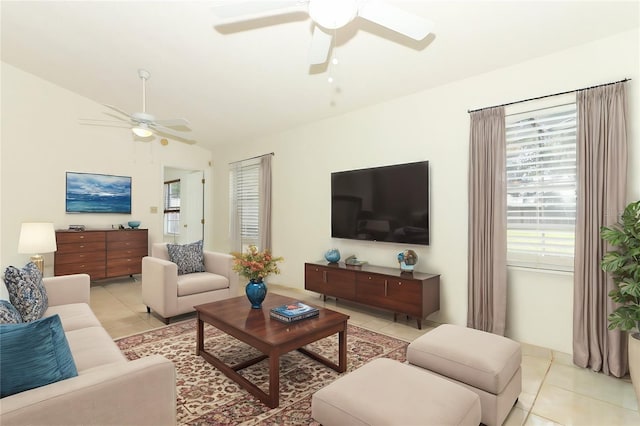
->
573, 81, 628, 377
467, 106, 507, 336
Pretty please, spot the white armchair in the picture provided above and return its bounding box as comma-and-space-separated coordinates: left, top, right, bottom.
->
142, 243, 240, 323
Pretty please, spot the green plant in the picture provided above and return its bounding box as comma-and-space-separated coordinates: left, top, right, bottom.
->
600, 200, 640, 332
231, 245, 283, 282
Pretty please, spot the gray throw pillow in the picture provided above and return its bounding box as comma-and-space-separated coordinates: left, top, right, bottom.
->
167, 240, 206, 275
4, 262, 48, 322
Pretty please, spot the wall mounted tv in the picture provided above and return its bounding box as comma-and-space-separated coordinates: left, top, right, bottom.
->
331, 161, 429, 245
66, 172, 132, 214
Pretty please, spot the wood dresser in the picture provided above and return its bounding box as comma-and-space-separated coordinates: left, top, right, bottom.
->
304, 261, 440, 329
54, 229, 148, 281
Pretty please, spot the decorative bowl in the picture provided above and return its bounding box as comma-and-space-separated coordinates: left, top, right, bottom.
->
127, 221, 141, 229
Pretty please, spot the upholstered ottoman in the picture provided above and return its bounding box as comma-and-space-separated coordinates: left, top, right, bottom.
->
312, 358, 481, 426
407, 324, 521, 426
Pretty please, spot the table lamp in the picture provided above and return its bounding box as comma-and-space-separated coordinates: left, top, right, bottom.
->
18, 222, 57, 273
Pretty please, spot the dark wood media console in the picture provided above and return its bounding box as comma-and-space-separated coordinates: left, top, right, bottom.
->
304, 261, 440, 329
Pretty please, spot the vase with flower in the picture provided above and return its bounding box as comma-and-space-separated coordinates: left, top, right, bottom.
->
231, 245, 284, 308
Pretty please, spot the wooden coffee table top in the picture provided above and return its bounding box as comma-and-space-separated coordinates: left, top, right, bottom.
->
194, 293, 349, 347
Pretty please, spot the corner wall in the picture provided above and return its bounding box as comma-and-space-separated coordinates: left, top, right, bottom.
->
0, 63, 213, 277
211, 28, 640, 354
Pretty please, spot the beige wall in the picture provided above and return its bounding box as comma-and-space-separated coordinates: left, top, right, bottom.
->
211, 28, 640, 354
0, 63, 213, 277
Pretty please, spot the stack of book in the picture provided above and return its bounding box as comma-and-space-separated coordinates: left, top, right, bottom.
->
270, 301, 319, 323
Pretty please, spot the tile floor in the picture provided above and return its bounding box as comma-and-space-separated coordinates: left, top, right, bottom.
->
91, 277, 640, 426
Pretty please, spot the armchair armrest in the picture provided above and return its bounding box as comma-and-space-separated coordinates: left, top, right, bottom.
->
43, 274, 90, 306
142, 256, 179, 317
203, 251, 240, 296
0, 355, 176, 426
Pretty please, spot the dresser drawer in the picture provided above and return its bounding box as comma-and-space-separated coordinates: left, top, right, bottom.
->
56, 241, 105, 255
107, 230, 147, 243
56, 231, 105, 244
55, 261, 106, 279
107, 258, 143, 276
107, 246, 147, 261
55, 251, 106, 265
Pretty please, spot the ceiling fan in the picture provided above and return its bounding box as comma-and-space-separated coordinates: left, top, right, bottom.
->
212, 0, 434, 66
81, 69, 195, 144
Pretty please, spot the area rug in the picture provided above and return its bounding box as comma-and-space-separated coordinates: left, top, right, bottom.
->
116, 319, 409, 425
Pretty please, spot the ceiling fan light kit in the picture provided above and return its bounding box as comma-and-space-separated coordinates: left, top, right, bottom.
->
132, 123, 153, 138
308, 0, 358, 30
213, 0, 434, 67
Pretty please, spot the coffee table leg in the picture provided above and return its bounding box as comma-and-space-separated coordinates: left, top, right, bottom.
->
267, 353, 280, 408
196, 314, 203, 356
338, 326, 347, 372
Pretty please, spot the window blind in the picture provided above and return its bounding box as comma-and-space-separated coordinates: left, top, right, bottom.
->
505, 103, 577, 271
229, 160, 260, 247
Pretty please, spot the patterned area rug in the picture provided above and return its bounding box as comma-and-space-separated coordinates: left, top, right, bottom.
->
116, 319, 409, 425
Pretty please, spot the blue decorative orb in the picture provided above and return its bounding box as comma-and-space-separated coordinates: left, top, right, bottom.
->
325, 249, 341, 264
245, 279, 267, 308
128, 221, 141, 229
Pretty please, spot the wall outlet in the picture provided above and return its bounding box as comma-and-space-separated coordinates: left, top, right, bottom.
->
150, 206, 158, 214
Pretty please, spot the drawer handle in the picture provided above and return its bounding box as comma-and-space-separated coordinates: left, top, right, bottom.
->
323, 270, 327, 283
385, 280, 388, 296
79, 245, 85, 248
79, 235, 85, 239
368, 276, 372, 280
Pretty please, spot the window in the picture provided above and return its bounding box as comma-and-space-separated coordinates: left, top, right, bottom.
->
229, 159, 260, 250
505, 102, 577, 271
164, 180, 181, 235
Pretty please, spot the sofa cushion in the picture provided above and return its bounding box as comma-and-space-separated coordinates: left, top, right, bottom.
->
65, 326, 126, 372
177, 272, 230, 296
0, 314, 78, 397
0, 300, 23, 324
4, 262, 48, 322
167, 240, 206, 275
44, 303, 102, 331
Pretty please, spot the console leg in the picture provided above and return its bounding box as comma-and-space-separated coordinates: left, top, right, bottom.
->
146, 306, 151, 313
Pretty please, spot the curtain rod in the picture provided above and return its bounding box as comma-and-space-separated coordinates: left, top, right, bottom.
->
467, 78, 631, 114
229, 152, 274, 165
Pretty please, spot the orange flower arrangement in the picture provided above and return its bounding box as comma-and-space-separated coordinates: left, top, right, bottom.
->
231, 245, 283, 282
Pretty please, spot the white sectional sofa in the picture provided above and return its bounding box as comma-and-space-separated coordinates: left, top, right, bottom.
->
0, 273, 176, 426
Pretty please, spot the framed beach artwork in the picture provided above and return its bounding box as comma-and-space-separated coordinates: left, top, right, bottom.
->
65, 172, 132, 214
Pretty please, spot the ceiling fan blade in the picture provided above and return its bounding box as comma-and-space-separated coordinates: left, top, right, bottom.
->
78, 119, 131, 129
154, 118, 191, 129
358, 0, 433, 41
103, 104, 133, 118
150, 125, 197, 145
309, 25, 333, 65
213, 0, 307, 25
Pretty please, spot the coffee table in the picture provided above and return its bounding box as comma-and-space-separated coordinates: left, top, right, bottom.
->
194, 293, 349, 408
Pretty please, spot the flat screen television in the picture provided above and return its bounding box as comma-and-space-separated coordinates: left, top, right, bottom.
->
331, 161, 429, 245
66, 172, 132, 214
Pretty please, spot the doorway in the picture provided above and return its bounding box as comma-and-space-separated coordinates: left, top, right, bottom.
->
163, 167, 205, 244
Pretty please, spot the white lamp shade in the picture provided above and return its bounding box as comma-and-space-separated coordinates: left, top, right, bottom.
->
18, 223, 57, 254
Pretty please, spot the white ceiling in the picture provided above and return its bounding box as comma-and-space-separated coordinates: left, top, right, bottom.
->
2, 1, 639, 151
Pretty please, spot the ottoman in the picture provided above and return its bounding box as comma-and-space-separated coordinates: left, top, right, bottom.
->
312, 358, 481, 426
407, 324, 521, 426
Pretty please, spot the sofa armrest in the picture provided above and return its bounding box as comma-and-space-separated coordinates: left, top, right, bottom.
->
42, 274, 90, 306
0, 355, 176, 426
203, 251, 240, 296
142, 256, 179, 316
